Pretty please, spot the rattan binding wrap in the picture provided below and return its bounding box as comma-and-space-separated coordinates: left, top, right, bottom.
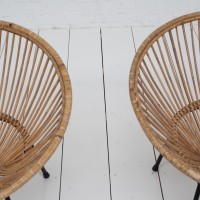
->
129, 12, 200, 182
0, 21, 72, 199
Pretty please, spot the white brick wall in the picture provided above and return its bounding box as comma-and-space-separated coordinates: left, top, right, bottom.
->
0, 0, 199, 29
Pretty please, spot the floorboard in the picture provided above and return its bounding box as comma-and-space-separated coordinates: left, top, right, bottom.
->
60, 28, 111, 200
101, 27, 163, 200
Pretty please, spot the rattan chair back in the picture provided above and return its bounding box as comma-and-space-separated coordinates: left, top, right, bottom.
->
0, 21, 72, 199
130, 12, 200, 182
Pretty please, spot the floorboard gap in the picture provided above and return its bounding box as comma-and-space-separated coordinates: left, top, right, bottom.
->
100, 28, 113, 200
153, 147, 165, 200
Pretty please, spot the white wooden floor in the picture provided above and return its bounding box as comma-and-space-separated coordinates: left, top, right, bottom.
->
11, 27, 196, 200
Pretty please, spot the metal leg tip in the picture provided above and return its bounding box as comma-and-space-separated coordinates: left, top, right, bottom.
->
152, 164, 159, 172
41, 167, 50, 179
152, 154, 163, 172
43, 171, 50, 179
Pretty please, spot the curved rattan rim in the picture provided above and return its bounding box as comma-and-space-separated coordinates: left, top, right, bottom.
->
129, 12, 200, 182
0, 21, 72, 198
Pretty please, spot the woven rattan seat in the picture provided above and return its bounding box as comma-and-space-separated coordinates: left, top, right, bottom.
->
129, 12, 200, 199
0, 21, 72, 199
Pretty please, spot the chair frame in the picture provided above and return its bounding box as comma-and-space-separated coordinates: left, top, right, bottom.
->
0, 21, 72, 199
129, 12, 200, 200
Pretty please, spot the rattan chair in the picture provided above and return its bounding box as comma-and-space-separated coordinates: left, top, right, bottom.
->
0, 21, 72, 200
129, 12, 200, 200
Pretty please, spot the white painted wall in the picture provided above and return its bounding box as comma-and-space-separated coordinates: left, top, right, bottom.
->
0, 0, 199, 29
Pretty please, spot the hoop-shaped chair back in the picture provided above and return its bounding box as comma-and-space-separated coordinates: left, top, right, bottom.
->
0, 21, 72, 198
130, 12, 200, 182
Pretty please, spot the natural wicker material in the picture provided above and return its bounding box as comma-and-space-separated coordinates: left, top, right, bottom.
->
129, 12, 200, 183
0, 21, 72, 199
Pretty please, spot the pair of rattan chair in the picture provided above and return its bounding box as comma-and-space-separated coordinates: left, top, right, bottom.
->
1, 12, 200, 200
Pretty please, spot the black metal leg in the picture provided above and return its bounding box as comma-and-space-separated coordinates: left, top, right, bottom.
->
41, 166, 50, 179
5, 197, 11, 200
194, 183, 200, 200
152, 154, 163, 172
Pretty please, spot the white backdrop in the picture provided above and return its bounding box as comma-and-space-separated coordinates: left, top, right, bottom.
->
0, 0, 199, 29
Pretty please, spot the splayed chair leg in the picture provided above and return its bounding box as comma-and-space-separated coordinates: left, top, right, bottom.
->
41, 166, 50, 179
152, 154, 163, 172
193, 183, 200, 200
